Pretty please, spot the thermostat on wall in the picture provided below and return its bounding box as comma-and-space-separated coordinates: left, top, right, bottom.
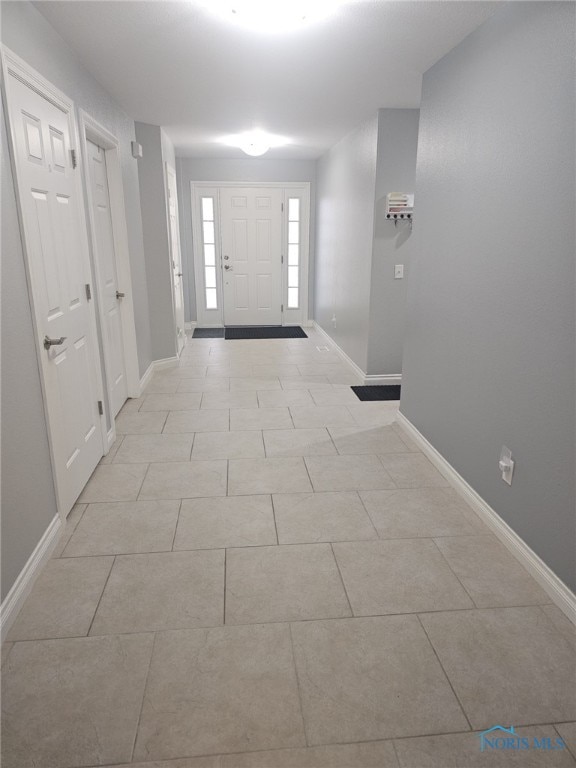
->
385, 192, 414, 220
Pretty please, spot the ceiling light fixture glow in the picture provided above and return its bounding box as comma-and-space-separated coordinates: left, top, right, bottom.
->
201, 0, 344, 34
220, 130, 289, 157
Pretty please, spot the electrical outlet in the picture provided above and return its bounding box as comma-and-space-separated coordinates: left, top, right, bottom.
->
394, 264, 404, 279
499, 446, 515, 486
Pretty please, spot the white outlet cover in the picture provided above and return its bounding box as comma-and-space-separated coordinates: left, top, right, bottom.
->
394, 264, 404, 279
499, 445, 515, 486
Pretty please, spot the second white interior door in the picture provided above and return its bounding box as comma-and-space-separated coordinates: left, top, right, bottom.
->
220, 186, 282, 326
86, 139, 127, 417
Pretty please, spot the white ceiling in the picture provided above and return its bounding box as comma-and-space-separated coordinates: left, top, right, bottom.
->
35, 0, 497, 158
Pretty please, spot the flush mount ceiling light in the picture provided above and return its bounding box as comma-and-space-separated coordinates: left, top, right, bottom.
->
200, 0, 344, 34
220, 130, 289, 157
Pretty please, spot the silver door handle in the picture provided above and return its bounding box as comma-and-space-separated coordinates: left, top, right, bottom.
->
224, 264, 233, 270
176, 273, 183, 277
44, 335, 66, 349
116, 291, 125, 299
223, 255, 229, 260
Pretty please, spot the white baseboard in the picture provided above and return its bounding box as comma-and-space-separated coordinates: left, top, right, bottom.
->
0, 514, 62, 642
312, 322, 402, 386
396, 411, 576, 626
138, 356, 179, 395
364, 373, 402, 385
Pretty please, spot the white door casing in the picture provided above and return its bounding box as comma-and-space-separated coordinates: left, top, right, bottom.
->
191, 182, 310, 328
166, 163, 186, 354
220, 186, 282, 326
85, 138, 127, 417
2, 48, 105, 514
78, 110, 141, 406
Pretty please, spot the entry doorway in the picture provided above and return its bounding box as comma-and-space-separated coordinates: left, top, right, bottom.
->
191, 182, 310, 328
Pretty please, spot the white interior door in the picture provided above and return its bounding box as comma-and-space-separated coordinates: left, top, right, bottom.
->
166, 163, 186, 354
86, 139, 127, 417
3, 51, 104, 514
220, 186, 282, 326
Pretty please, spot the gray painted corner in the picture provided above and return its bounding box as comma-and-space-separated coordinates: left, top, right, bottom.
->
368, 108, 419, 376
135, 121, 177, 361
400, 2, 576, 590
314, 114, 379, 371
314, 109, 419, 377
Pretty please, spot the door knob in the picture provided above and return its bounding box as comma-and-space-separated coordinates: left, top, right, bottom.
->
224, 264, 233, 270
223, 255, 229, 260
176, 272, 183, 277
44, 335, 66, 349
116, 291, 125, 299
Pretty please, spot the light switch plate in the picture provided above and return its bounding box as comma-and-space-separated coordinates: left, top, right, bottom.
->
394, 264, 404, 279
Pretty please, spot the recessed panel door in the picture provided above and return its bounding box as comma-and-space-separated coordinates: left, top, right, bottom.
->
86, 139, 127, 417
166, 163, 186, 354
4, 56, 104, 513
220, 187, 282, 326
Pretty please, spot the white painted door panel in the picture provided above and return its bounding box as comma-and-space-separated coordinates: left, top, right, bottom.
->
86, 139, 127, 417
221, 187, 282, 325
166, 164, 186, 354
4, 58, 104, 514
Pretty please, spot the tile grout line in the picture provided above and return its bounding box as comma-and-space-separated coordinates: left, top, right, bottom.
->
223, 548, 227, 625
86, 555, 116, 637
288, 622, 312, 748
353, 490, 381, 539
429, 536, 481, 609
136, 463, 151, 501
170, 499, 183, 551
270, 494, 280, 546
129, 630, 158, 763
329, 543, 354, 618
553, 724, 576, 762
415, 613, 474, 732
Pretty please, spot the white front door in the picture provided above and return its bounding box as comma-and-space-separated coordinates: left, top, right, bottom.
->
220, 186, 282, 326
3, 51, 104, 513
166, 163, 186, 354
86, 139, 127, 417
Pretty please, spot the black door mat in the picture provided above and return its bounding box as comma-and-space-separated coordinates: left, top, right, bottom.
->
224, 326, 307, 340
351, 385, 401, 401
192, 328, 225, 338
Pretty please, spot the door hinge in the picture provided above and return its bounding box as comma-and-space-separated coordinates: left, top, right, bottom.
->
281, 202, 284, 212
281, 304, 284, 312
70, 149, 77, 169
281, 255, 284, 264
85, 283, 92, 301
97, 400, 104, 416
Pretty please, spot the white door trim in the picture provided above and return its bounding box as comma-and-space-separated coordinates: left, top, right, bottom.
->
190, 181, 311, 328
165, 162, 186, 356
1, 46, 107, 515
78, 111, 141, 419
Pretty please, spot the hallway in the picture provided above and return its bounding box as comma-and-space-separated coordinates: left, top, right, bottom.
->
2, 331, 575, 768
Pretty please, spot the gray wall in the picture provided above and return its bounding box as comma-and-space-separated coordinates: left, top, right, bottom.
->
368, 109, 419, 376
401, 2, 576, 590
314, 115, 378, 371
176, 157, 317, 322
1, 1, 153, 377
135, 122, 177, 360
1, 108, 59, 601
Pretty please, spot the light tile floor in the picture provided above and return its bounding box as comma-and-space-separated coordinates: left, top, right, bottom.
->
2, 328, 575, 768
